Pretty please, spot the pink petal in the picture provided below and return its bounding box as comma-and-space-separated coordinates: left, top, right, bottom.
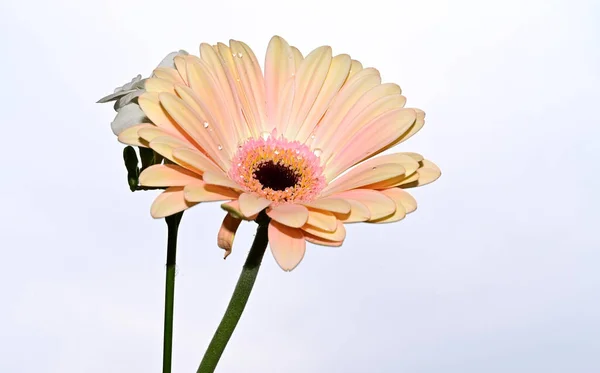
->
333, 189, 396, 220
238, 193, 272, 217
148, 136, 194, 163
173, 55, 189, 84
138, 92, 182, 135
310, 67, 381, 151
284, 46, 332, 140
183, 182, 240, 202
268, 221, 306, 271
152, 67, 184, 84
139, 164, 202, 187
150, 187, 197, 218
395, 159, 442, 188
221, 199, 257, 221
368, 187, 408, 223
265, 36, 296, 129
217, 214, 242, 259
304, 232, 344, 247
344, 153, 421, 190
295, 54, 352, 143
267, 204, 309, 228
324, 108, 417, 181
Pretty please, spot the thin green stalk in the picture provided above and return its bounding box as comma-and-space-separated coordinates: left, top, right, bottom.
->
197, 212, 271, 373
163, 211, 184, 373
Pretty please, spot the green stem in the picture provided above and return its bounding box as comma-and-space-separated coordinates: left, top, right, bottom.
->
163, 211, 183, 373
197, 212, 271, 373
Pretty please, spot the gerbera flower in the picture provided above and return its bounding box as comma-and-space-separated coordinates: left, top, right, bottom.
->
118, 36, 440, 271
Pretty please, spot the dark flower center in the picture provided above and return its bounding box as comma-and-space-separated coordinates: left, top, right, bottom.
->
253, 160, 299, 191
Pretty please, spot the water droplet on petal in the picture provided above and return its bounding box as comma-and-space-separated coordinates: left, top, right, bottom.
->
232, 52, 236, 57
203, 121, 209, 128
313, 148, 322, 157
260, 131, 270, 140
237, 52, 243, 58
218, 145, 223, 150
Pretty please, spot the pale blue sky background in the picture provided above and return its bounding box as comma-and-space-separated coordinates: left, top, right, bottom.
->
1, 0, 599, 372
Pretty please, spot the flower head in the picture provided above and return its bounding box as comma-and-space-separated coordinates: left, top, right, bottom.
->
119, 36, 440, 271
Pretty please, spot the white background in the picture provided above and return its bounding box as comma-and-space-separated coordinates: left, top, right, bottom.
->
1, 0, 599, 372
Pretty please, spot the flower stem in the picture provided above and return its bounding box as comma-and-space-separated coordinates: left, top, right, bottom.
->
163, 211, 184, 373
197, 212, 271, 373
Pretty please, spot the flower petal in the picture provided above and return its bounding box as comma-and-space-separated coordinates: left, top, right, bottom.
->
267, 204, 309, 228
324, 108, 417, 181
148, 136, 193, 163
368, 188, 408, 223
111, 103, 148, 135
333, 189, 396, 220
183, 182, 239, 202
238, 193, 272, 217
335, 199, 371, 223
150, 187, 197, 218
139, 164, 201, 187
322, 163, 405, 196
300, 198, 351, 214
268, 221, 306, 271
301, 219, 346, 241
221, 199, 257, 221
284, 46, 332, 139
172, 147, 224, 175
304, 232, 344, 247
265, 36, 295, 129
138, 92, 182, 135
218, 214, 242, 259
398, 159, 441, 188
202, 171, 241, 190
349, 153, 421, 190
144, 78, 176, 94
295, 53, 352, 143
306, 209, 338, 232
117, 123, 155, 146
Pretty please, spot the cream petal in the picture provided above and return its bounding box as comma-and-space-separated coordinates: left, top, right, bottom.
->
144, 78, 176, 94
267, 204, 309, 228
217, 214, 242, 259
148, 136, 193, 163
321, 163, 405, 196
352, 154, 421, 190
306, 209, 338, 232
173, 55, 189, 84
347, 59, 363, 80
301, 198, 351, 214
324, 108, 417, 181
172, 147, 224, 175
139, 164, 202, 187
335, 199, 371, 223
138, 92, 182, 135
152, 67, 184, 84
380, 108, 426, 154
137, 126, 175, 144
202, 171, 241, 190
301, 219, 346, 241
304, 232, 343, 247
183, 182, 239, 202
291, 46, 303, 69
268, 221, 306, 272
117, 123, 154, 146
333, 189, 396, 220
238, 193, 272, 217
150, 187, 197, 219
265, 36, 295, 129
382, 188, 417, 214
397, 159, 441, 188
295, 54, 352, 143
284, 46, 332, 139
369, 188, 408, 223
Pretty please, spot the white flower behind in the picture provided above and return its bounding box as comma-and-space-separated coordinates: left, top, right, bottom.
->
98, 50, 189, 135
